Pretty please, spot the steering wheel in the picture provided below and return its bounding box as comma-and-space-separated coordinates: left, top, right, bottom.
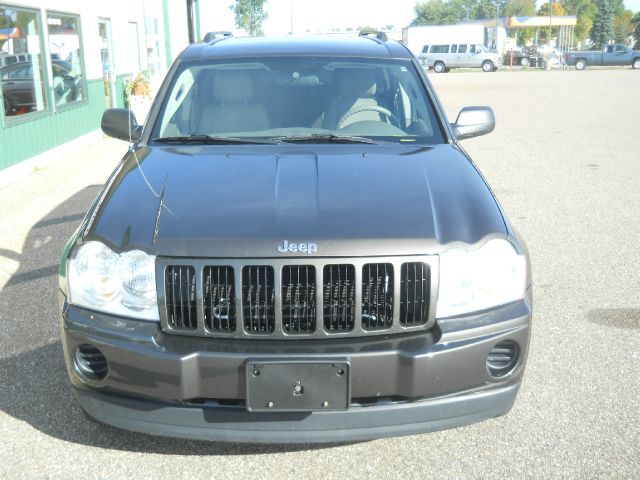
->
337, 106, 398, 130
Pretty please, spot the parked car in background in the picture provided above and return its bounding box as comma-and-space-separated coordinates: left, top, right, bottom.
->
566, 44, 640, 70
421, 43, 502, 72
1, 60, 81, 116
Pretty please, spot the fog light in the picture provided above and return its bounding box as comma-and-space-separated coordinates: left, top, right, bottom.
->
74, 344, 109, 381
486, 341, 519, 377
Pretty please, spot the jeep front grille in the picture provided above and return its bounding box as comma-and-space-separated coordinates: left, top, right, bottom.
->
158, 256, 437, 339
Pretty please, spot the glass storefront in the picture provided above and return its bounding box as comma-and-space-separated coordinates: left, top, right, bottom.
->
0, 6, 47, 117
46, 12, 85, 107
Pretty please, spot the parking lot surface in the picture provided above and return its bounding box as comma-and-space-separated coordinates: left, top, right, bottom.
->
0, 69, 638, 479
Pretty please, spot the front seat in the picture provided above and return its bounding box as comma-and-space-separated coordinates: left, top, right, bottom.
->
323, 69, 382, 130
199, 71, 269, 134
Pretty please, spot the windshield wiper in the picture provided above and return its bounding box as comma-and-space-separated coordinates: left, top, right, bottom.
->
272, 134, 377, 144
153, 135, 279, 145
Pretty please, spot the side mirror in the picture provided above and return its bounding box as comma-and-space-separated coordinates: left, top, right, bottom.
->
101, 108, 142, 142
451, 106, 495, 140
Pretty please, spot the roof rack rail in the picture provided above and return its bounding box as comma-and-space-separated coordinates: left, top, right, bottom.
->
203, 31, 233, 43
359, 30, 388, 42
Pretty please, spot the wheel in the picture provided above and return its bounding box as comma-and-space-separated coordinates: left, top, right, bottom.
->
632, 58, 640, 69
481, 61, 494, 72
337, 106, 398, 130
575, 59, 586, 70
520, 57, 530, 67
433, 61, 446, 73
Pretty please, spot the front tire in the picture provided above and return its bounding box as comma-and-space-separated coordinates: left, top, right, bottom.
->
482, 60, 494, 72
632, 58, 640, 69
575, 59, 586, 70
433, 61, 446, 73
520, 57, 530, 67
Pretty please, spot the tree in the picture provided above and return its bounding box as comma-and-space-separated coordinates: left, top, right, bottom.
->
632, 12, 640, 48
412, 0, 466, 26
535, 2, 567, 43
503, 0, 536, 45
563, 0, 598, 44
537, 1, 567, 16
591, 0, 614, 46
613, 10, 633, 44
473, 0, 501, 21
503, 0, 536, 17
230, 0, 268, 36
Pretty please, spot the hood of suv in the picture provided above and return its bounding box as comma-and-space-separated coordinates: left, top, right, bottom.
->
85, 144, 506, 257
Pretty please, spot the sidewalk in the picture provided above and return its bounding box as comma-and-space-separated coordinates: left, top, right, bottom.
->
0, 136, 128, 291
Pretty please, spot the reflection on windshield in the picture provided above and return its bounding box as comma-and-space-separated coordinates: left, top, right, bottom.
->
152, 56, 444, 145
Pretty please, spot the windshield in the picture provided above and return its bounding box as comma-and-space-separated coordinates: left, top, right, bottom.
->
151, 56, 444, 144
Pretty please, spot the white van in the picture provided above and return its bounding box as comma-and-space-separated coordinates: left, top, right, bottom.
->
420, 44, 502, 72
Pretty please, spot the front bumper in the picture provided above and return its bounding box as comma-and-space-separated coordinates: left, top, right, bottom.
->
61, 293, 531, 443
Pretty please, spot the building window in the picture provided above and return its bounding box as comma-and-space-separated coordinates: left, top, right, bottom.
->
0, 5, 48, 118
46, 12, 85, 107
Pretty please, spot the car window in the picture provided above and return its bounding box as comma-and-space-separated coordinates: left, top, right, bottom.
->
52, 64, 68, 76
430, 45, 449, 54
614, 45, 626, 53
606, 45, 614, 53
152, 56, 445, 145
451, 45, 458, 54
458, 45, 467, 53
421, 45, 429, 54
6, 65, 29, 79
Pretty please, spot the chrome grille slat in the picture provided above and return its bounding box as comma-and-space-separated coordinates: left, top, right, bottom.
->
282, 265, 316, 334
165, 266, 197, 330
242, 266, 275, 334
323, 264, 355, 332
157, 256, 437, 339
400, 262, 430, 327
362, 263, 393, 331
203, 266, 236, 332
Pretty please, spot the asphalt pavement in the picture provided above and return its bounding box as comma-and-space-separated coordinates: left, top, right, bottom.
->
0, 69, 638, 479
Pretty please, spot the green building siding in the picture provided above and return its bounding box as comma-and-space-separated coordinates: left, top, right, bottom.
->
0, 79, 106, 171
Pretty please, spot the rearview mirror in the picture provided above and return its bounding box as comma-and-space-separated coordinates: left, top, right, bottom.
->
452, 106, 495, 140
101, 108, 142, 143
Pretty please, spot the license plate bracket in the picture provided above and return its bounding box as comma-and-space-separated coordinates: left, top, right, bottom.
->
245, 360, 350, 412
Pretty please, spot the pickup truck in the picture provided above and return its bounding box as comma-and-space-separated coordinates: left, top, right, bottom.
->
566, 44, 640, 70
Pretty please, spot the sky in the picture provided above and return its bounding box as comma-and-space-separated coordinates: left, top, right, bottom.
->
200, 0, 640, 37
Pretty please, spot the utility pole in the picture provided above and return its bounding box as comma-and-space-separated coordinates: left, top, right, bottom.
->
495, 0, 500, 50
549, 0, 554, 46
290, 0, 294, 34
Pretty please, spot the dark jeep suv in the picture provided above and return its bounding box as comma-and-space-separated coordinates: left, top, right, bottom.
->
59, 34, 531, 443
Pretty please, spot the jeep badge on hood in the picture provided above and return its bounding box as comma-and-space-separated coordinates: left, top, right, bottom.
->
277, 240, 318, 254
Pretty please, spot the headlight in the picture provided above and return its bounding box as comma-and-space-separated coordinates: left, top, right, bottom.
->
68, 241, 159, 320
437, 239, 527, 318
